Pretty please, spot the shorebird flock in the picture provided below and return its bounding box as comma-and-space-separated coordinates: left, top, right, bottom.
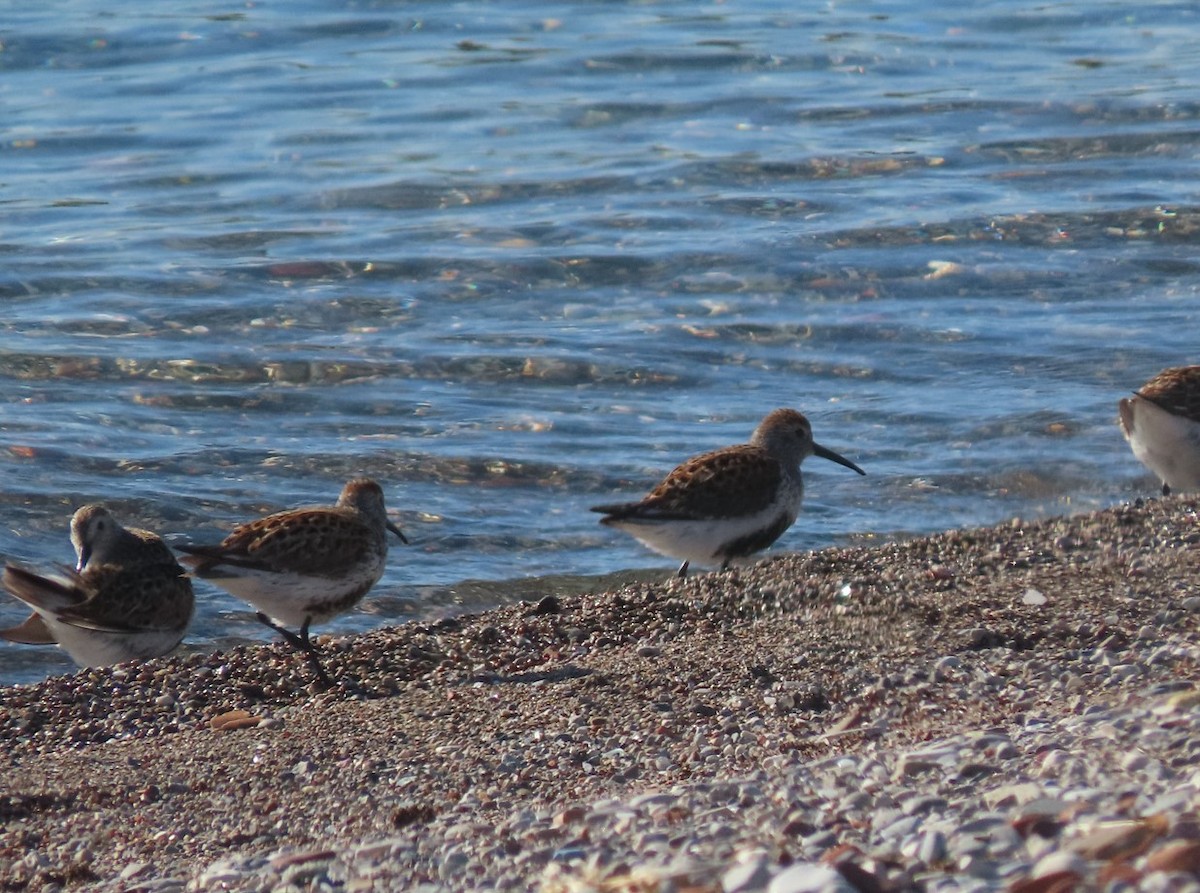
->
2, 371, 1198, 682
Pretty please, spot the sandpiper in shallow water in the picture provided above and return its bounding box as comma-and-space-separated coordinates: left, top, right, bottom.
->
1119, 365, 1200, 495
0, 505, 195, 667
591, 408, 865, 577
175, 478, 406, 684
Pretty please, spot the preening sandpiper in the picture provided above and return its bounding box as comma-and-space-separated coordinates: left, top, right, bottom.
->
175, 478, 406, 685
1119, 365, 1200, 495
591, 408, 865, 577
0, 505, 195, 667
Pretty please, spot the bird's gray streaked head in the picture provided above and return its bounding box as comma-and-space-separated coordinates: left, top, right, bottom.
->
751, 408, 865, 476
338, 478, 408, 542
70, 504, 123, 571
750, 408, 817, 465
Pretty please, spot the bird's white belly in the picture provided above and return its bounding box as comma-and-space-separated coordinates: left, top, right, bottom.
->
1123, 396, 1200, 492
210, 566, 382, 628
44, 616, 185, 668
607, 501, 798, 566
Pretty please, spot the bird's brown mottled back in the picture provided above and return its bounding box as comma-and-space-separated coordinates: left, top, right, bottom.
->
192, 507, 385, 578
635, 445, 785, 519
1137, 365, 1200, 424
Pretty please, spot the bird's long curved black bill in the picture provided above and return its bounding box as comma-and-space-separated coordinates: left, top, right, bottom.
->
813, 442, 866, 475
387, 520, 410, 544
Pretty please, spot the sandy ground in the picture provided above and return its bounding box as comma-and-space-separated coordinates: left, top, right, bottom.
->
1, 495, 1198, 890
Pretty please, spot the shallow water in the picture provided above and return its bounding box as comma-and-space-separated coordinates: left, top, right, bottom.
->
2, 1, 1199, 685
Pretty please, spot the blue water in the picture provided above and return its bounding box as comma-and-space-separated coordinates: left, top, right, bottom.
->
2, 0, 1199, 685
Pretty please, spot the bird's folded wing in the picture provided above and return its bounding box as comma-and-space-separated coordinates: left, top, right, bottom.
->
609, 446, 782, 520
2, 563, 88, 613
180, 510, 372, 576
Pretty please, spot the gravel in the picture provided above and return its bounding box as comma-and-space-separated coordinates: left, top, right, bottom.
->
2, 496, 1200, 891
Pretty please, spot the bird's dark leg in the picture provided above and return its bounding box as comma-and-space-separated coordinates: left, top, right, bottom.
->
255, 612, 332, 688
255, 611, 303, 648
676, 560, 690, 578
297, 616, 334, 688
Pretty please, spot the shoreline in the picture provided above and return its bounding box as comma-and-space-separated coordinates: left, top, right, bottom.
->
2, 496, 1199, 891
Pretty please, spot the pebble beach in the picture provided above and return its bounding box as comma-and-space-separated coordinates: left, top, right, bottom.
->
3, 496, 1200, 892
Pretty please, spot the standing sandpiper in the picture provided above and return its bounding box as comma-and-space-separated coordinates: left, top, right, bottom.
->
0, 505, 195, 667
1119, 365, 1200, 495
175, 478, 406, 685
591, 408, 865, 577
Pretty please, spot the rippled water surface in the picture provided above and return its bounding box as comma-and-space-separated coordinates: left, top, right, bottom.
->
3, 1, 1200, 684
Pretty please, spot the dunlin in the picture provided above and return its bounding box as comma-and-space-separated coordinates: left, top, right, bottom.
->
175, 478, 406, 684
0, 505, 195, 667
1119, 365, 1200, 495
591, 408, 865, 577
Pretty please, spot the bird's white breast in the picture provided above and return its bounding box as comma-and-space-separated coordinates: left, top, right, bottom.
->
1122, 396, 1200, 492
